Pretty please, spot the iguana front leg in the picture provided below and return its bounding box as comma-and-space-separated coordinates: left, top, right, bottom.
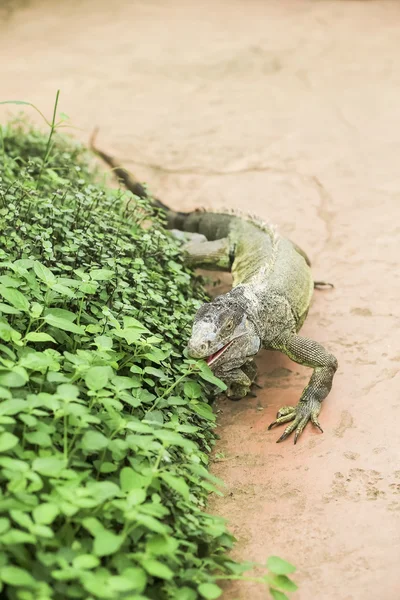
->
268, 334, 338, 444
215, 366, 253, 400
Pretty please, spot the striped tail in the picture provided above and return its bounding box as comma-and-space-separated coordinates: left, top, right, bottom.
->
89, 129, 187, 228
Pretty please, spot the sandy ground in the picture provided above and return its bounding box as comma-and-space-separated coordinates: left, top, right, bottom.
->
1, 1, 400, 598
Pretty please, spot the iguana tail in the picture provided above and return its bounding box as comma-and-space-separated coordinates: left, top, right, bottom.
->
89, 129, 188, 227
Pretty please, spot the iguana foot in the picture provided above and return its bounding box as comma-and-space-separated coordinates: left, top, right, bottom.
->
226, 382, 252, 400
268, 398, 323, 444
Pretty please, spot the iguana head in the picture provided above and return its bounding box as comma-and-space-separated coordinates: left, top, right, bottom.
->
187, 294, 260, 369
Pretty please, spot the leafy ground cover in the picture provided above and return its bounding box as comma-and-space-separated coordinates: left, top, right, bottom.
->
0, 114, 298, 600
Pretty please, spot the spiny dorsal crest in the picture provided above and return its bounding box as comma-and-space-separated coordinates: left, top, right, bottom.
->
194, 205, 280, 245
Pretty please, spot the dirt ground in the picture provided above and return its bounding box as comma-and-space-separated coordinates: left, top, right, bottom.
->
1, 1, 400, 598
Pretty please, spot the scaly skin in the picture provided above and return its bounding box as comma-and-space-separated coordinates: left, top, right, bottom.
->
91, 136, 338, 443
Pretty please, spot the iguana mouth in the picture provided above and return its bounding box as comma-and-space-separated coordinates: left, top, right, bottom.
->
206, 340, 234, 366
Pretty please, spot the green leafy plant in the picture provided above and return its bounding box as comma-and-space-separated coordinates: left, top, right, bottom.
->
0, 104, 298, 599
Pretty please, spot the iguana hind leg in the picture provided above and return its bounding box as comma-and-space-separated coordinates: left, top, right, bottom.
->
268, 333, 338, 443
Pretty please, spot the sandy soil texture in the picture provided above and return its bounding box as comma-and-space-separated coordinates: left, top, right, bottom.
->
1, 1, 400, 598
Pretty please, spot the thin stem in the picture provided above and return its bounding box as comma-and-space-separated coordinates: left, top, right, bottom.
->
36, 90, 60, 189
147, 369, 192, 413
63, 414, 68, 459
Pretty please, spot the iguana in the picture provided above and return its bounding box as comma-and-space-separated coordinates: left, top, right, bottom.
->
90, 135, 338, 444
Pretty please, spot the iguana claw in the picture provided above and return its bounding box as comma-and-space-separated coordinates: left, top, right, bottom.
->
268, 400, 323, 444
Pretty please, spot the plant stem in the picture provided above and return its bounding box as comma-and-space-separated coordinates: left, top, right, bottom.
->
36, 90, 60, 189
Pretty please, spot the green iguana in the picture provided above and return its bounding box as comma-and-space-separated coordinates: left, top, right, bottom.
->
90, 136, 338, 444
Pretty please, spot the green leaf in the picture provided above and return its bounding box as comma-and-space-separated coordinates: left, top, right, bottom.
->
72, 554, 100, 570
93, 531, 123, 557
0, 517, 10, 535
32, 456, 67, 477
0, 285, 30, 312
142, 558, 173, 580
94, 335, 113, 350
190, 402, 216, 421
269, 589, 289, 600
0, 303, 22, 315
160, 473, 190, 500
198, 362, 227, 390
25, 431, 52, 447
0, 432, 19, 452
33, 261, 56, 284
85, 366, 112, 391
89, 268, 115, 281
119, 567, 147, 592
184, 381, 202, 398
0, 322, 22, 343
146, 534, 178, 556
267, 556, 296, 575
144, 366, 167, 379
270, 575, 298, 592
43, 314, 84, 334
175, 587, 197, 600
0, 369, 26, 388
44, 308, 77, 322
81, 430, 109, 452
57, 383, 79, 400
25, 332, 56, 343
0, 275, 22, 288
0, 566, 36, 587
0, 529, 36, 544
33, 503, 60, 524
198, 583, 223, 599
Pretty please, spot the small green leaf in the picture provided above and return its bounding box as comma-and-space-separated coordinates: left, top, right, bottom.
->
44, 308, 77, 322
0, 303, 22, 315
94, 335, 113, 350
267, 556, 296, 575
175, 587, 197, 600
25, 431, 52, 447
0, 369, 28, 388
72, 554, 100, 570
0, 566, 36, 587
89, 269, 115, 281
270, 575, 298, 592
33, 503, 60, 525
142, 558, 173, 580
198, 362, 227, 390
43, 314, 84, 334
33, 261, 56, 284
25, 332, 56, 343
269, 589, 289, 600
93, 531, 123, 557
160, 473, 190, 500
0, 285, 30, 312
32, 456, 67, 477
183, 381, 202, 398
198, 583, 223, 599
144, 366, 167, 379
0, 432, 19, 452
0, 529, 36, 544
85, 366, 112, 391
0, 517, 10, 535
190, 402, 216, 421
146, 534, 178, 556
81, 430, 109, 452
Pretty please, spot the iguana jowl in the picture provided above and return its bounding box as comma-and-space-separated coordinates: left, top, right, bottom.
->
91, 137, 338, 444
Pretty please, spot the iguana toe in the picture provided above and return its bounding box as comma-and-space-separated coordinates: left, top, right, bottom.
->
268, 399, 323, 444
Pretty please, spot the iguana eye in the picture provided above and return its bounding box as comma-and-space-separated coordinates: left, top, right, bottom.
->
226, 320, 234, 331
